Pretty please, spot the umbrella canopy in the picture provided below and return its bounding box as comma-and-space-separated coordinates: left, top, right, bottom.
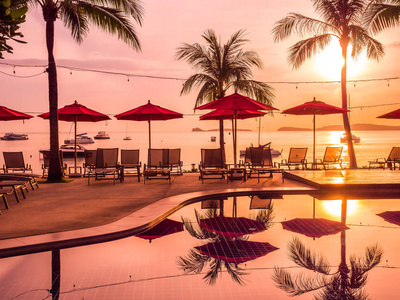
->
282, 97, 348, 167
38, 101, 110, 175
115, 100, 183, 148
281, 218, 349, 238
195, 240, 279, 264
200, 109, 265, 121
196, 93, 278, 166
376, 211, 400, 226
136, 219, 184, 243
377, 108, 400, 119
0, 106, 33, 121
200, 216, 267, 238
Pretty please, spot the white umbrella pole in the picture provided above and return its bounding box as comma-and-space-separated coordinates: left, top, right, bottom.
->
148, 116, 151, 149
313, 113, 316, 169
234, 110, 237, 167
74, 116, 77, 170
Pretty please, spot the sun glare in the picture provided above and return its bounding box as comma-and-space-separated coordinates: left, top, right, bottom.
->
321, 200, 359, 218
314, 41, 367, 80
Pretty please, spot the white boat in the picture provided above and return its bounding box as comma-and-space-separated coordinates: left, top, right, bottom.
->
64, 133, 94, 144
340, 134, 360, 143
40, 144, 86, 158
0, 133, 28, 140
240, 144, 282, 157
123, 136, 132, 141
94, 131, 110, 140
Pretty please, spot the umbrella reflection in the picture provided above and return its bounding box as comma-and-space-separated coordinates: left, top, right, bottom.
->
135, 219, 184, 243
177, 198, 277, 285
377, 211, 400, 226
273, 199, 383, 299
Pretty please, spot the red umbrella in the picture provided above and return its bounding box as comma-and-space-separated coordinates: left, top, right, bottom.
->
200, 109, 265, 121
282, 97, 348, 167
115, 100, 183, 149
196, 93, 278, 166
200, 216, 267, 238
0, 106, 33, 121
195, 240, 279, 264
136, 219, 184, 243
38, 101, 110, 176
377, 108, 400, 119
376, 211, 400, 226
281, 218, 349, 238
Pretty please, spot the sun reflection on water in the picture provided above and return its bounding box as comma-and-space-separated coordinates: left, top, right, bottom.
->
322, 200, 359, 218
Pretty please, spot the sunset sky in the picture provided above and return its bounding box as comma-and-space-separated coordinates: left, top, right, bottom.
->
1, 0, 400, 133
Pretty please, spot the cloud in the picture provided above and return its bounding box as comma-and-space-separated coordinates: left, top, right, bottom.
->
387, 41, 400, 48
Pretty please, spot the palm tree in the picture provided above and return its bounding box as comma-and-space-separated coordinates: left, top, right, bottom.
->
175, 29, 275, 161
29, 0, 143, 181
364, 0, 400, 34
272, 0, 385, 169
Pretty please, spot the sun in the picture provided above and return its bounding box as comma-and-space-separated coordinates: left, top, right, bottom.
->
314, 40, 367, 80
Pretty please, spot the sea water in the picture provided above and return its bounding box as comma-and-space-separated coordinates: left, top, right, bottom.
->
0, 130, 397, 174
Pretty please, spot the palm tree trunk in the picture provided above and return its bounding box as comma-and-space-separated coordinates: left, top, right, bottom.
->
341, 44, 357, 168
44, 4, 63, 181
339, 198, 349, 297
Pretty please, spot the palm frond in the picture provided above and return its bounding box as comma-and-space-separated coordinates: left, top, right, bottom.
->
287, 34, 333, 69
349, 25, 384, 60
234, 79, 275, 105
364, 1, 400, 34
272, 13, 337, 42
176, 248, 210, 274
203, 258, 222, 285
67, 1, 141, 50
288, 237, 331, 274
250, 204, 275, 229
59, 0, 88, 43
180, 73, 216, 96
272, 267, 329, 296
224, 261, 248, 285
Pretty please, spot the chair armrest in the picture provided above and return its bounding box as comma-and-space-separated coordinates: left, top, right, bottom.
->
281, 159, 288, 165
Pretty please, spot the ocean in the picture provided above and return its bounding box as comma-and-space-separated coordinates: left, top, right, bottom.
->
0, 130, 397, 174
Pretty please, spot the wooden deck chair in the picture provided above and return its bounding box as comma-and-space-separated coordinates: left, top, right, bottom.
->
314, 146, 343, 170
168, 148, 183, 175
3, 151, 32, 173
41, 150, 67, 178
369, 147, 400, 170
83, 149, 97, 177
0, 173, 39, 190
120, 149, 141, 182
199, 148, 228, 183
275, 147, 307, 170
143, 149, 171, 184
245, 146, 284, 183
88, 148, 121, 185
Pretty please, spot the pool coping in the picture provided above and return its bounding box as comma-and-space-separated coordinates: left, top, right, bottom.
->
0, 186, 316, 259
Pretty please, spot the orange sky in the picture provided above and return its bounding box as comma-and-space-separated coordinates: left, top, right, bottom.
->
1, 0, 400, 133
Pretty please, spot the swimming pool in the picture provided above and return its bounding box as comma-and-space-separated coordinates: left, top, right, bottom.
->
0, 191, 399, 299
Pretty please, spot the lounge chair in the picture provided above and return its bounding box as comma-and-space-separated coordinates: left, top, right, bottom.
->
275, 147, 307, 170
0, 173, 39, 190
244, 146, 284, 183
199, 148, 228, 183
41, 150, 67, 178
83, 149, 97, 177
120, 149, 141, 182
87, 148, 122, 185
312, 146, 343, 170
143, 149, 171, 184
168, 148, 183, 175
3, 151, 32, 173
369, 147, 400, 170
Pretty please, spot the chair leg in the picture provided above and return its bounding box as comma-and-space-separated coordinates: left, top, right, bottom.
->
2, 193, 9, 209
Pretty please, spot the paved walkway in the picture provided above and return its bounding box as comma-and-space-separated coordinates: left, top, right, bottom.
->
0, 172, 310, 240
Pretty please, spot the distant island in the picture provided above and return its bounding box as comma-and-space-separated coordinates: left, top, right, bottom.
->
192, 127, 252, 132
277, 123, 400, 131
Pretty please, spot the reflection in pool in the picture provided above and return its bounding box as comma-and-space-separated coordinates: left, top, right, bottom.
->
0, 193, 399, 299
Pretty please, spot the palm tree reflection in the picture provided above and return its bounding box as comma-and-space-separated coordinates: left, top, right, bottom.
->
177, 201, 275, 285
273, 199, 383, 299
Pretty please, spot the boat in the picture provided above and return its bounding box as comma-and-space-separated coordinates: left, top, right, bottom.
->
240, 142, 282, 157
211, 136, 217, 142
94, 131, 110, 140
340, 134, 360, 143
123, 136, 132, 141
40, 144, 86, 158
0, 133, 28, 140
64, 133, 94, 144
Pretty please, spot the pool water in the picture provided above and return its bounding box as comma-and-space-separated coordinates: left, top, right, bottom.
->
0, 194, 399, 299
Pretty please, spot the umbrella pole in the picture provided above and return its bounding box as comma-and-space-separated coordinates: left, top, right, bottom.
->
148, 117, 151, 149
234, 110, 237, 167
313, 113, 316, 169
74, 116, 77, 171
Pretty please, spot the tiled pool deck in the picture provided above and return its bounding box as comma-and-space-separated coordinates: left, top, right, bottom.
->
0, 170, 399, 258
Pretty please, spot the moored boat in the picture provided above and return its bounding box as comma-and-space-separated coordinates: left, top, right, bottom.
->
40, 144, 86, 158
0, 133, 28, 140
64, 133, 94, 144
94, 131, 110, 140
340, 134, 360, 143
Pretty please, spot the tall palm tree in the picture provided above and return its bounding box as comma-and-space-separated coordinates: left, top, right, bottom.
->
272, 0, 385, 169
175, 29, 275, 161
29, 0, 143, 181
364, 0, 400, 34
